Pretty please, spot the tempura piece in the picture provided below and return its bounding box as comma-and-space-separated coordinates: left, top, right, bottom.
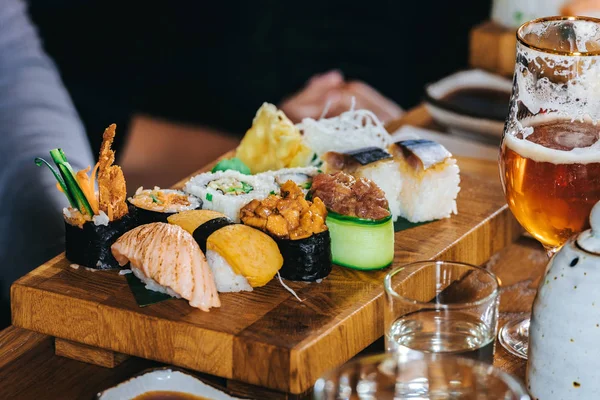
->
97, 124, 128, 220
235, 103, 313, 173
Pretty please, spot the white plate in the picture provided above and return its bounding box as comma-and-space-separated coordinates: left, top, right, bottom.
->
97, 368, 243, 400
424, 69, 512, 138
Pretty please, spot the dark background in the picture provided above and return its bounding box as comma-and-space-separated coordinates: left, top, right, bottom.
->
27, 1, 490, 155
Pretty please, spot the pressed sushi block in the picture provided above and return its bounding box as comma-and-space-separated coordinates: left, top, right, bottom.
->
527, 201, 600, 399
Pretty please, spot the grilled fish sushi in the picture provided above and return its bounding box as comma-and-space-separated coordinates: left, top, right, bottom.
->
111, 222, 221, 311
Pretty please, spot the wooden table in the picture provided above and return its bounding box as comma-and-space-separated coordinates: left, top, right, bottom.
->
0, 106, 544, 399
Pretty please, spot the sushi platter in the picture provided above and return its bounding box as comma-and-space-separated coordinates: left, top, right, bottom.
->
11, 104, 522, 396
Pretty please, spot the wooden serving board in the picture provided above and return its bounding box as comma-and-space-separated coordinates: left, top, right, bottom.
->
10, 110, 522, 396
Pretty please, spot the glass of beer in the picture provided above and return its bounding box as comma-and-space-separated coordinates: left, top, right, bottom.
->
499, 16, 600, 359
384, 261, 500, 364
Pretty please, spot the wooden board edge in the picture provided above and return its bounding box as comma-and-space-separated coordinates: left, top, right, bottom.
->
288, 296, 383, 394
11, 284, 103, 346
231, 338, 292, 393
96, 302, 235, 379
437, 204, 523, 265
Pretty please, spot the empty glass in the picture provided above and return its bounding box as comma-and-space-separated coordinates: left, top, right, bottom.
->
384, 261, 500, 364
313, 352, 530, 400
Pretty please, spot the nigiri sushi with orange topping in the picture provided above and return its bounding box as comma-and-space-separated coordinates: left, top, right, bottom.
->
111, 222, 221, 311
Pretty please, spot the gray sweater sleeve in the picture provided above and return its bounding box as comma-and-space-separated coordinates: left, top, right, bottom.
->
0, 0, 94, 320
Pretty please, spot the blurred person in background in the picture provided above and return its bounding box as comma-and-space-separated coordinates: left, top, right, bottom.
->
27, 1, 489, 188
0, 0, 94, 327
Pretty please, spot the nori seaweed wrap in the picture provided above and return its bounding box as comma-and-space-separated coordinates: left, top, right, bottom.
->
240, 180, 332, 282
35, 124, 137, 270
191, 217, 234, 253
128, 188, 202, 226
65, 206, 136, 270
275, 231, 331, 281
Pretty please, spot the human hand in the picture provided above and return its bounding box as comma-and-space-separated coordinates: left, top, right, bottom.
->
280, 70, 404, 124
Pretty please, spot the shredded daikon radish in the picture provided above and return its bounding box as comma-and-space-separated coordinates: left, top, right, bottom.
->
277, 272, 303, 302
298, 104, 391, 156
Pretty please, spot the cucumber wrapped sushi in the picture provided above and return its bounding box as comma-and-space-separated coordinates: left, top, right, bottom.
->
168, 210, 283, 292
240, 181, 331, 282
183, 170, 277, 222
311, 172, 394, 270
128, 187, 201, 225
321, 147, 403, 222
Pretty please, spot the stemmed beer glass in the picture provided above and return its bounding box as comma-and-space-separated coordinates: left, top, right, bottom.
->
499, 16, 600, 359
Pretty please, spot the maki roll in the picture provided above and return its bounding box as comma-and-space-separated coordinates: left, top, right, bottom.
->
168, 210, 283, 292
321, 147, 403, 221
183, 170, 277, 222
388, 139, 460, 223
261, 166, 319, 195
311, 172, 394, 270
240, 181, 331, 282
128, 187, 201, 225
36, 124, 135, 269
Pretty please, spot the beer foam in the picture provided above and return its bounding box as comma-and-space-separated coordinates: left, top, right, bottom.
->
515, 47, 600, 124
513, 19, 600, 125
505, 116, 600, 165
522, 19, 600, 54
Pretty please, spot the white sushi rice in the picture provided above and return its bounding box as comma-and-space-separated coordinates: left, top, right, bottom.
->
131, 266, 182, 299
352, 161, 404, 222
183, 170, 276, 222
259, 166, 319, 193
206, 250, 253, 293
92, 210, 110, 226
396, 158, 461, 223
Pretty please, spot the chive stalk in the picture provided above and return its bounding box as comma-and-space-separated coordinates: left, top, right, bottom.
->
34, 157, 78, 208
36, 148, 95, 216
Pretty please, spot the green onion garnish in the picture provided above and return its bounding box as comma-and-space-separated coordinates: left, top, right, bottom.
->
206, 193, 213, 201
36, 148, 94, 216
35, 157, 77, 208
241, 182, 253, 193
150, 193, 163, 204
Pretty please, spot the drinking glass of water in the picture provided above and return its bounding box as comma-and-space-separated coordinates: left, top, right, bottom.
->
313, 352, 530, 400
384, 261, 500, 363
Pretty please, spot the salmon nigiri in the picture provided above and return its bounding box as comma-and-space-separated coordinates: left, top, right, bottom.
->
111, 222, 221, 311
